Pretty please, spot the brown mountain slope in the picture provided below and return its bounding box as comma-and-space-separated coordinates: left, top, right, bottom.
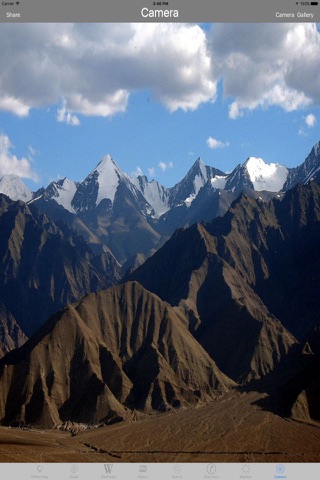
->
130, 220, 296, 383
0, 281, 233, 428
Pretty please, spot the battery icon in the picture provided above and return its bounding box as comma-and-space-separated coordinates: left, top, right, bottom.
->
311, 2, 318, 4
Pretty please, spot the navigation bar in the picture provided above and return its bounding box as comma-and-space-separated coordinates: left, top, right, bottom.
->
2, 462, 319, 480
0, 0, 320, 22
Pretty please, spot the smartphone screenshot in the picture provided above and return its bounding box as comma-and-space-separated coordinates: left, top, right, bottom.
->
0, 0, 319, 478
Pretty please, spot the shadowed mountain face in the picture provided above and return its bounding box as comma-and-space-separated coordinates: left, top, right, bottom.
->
239, 327, 320, 424
78, 180, 162, 265
0, 302, 27, 358
129, 182, 320, 382
0, 282, 233, 428
0, 194, 121, 336
288, 329, 320, 422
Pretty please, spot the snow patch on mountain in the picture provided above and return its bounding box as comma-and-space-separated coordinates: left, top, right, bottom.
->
52, 178, 77, 213
245, 157, 288, 192
184, 174, 205, 206
197, 158, 208, 179
95, 154, 124, 205
0, 174, 33, 202
211, 175, 227, 190
132, 176, 170, 218
184, 193, 195, 207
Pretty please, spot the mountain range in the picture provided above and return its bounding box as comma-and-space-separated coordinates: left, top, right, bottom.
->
1, 142, 319, 267
0, 182, 320, 427
0, 143, 320, 433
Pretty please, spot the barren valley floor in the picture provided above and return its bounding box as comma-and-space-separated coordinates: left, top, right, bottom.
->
1, 391, 320, 463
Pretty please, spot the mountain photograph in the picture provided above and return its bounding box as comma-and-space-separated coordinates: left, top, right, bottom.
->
0, 22, 320, 464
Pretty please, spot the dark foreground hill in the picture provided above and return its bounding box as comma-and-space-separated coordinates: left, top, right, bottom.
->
0, 194, 121, 337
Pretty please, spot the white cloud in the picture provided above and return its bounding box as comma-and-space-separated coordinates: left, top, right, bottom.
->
0, 96, 30, 117
229, 102, 243, 120
207, 136, 230, 149
299, 113, 317, 135
0, 133, 38, 181
158, 161, 174, 172
305, 113, 316, 127
0, 23, 216, 119
1, 23, 320, 122
131, 166, 143, 178
210, 24, 320, 117
148, 167, 155, 177
57, 101, 80, 126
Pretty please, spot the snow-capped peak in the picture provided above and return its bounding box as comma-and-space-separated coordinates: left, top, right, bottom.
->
244, 157, 288, 192
0, 174, 33, 202
187, 157, 207, 179
181, 158, 224, 207
95, 154, 121, 175
90, 154, 127, 205
194, 157, 206, 171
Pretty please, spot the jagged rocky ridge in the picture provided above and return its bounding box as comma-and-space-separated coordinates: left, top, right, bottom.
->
1, 142, 319, 266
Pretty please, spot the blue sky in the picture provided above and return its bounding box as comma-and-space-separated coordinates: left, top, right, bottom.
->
0, 23, 319, 189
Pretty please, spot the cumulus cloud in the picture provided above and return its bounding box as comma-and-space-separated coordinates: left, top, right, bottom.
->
57, 101, 80, 126
305, 113, 316, 127
209, 23, 320, 118
299, 113, 317, 135
0, 133, 38, 181
229, 102, 243, 120
1, 23, 320, 122
0, 23, 216, 119
207, 136, 230, 149
158, 161, 174, 172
